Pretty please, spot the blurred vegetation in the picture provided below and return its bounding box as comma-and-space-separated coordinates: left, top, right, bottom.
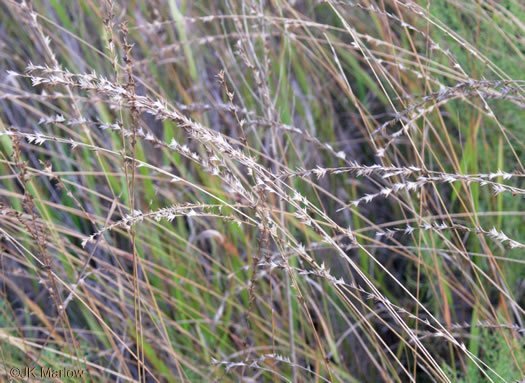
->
0, 0, 524, 382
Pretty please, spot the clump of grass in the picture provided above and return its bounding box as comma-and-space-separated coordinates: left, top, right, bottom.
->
0, 0, 524, 382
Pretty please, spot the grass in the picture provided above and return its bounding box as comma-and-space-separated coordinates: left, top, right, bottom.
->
0, 0, 524, 382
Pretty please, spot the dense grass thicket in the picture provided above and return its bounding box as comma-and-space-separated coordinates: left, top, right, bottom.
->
0, 0, 524, 382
